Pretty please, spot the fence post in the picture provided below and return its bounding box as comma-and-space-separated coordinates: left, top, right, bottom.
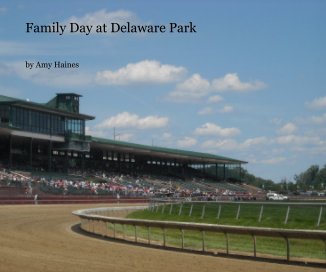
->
201, 230, 205, 252
148, 226, 151, 244
284, 236, 290, 261
123, 224, 126, 240
149, 200, 152, 211
181, 229, 184, 249
217, 205, 222, 220
106, 222, 109, 237
178, 203, 183, 216
252, 234, 257, 257
134, 225, 137, 242
258, 205, 264, 222
169, 203, 173, 215
201, 205, 206, 219
96, 220, 99, 234
163, 228, 166, 247
284, 206, 291, 225
113, 223, 116, 238
189, 204, 193, 217
162, 204, 165, 214
317, 206, 323, 227
236, 204, 241, 220
224, 232, 229, 255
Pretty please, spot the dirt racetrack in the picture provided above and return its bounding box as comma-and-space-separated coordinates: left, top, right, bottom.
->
0, 204, 324, 272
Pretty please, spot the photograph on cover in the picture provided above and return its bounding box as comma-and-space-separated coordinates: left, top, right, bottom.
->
0, 1, 326, 271
0, 0, 324, 182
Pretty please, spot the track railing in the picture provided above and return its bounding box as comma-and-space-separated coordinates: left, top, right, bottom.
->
73, 205, 326, 265
149, 199, 326, 226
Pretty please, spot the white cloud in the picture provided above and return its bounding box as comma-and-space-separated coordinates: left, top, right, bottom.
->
168, 73, 266, 102
202, 136, 269, 151
96, 60, 186, 85
207, 95, 223, 104
274, 134, 321, 146
200, 128, 324, 171
270, 118, 283, 126
259, 157, 286, 165
116, 133, 134, 141
198, 104, 234, 116
278, 122, 297, 135
168, 73, 210, 101
67, 9, 139, 27
241, 137, 269, 149
212, 73, 267, 92
198, 107, 214, 115
96, 112, 168, 129
162, 132, 172, 140
86, 126, 133, 141
219, 105, 234, 113
194, 122, 240, 137
311, 113, 326, 124
202, 139, 239, 150
274, 135, 298, 145
306, 96, 326, 110
177, 137, 197, 147
85, 126, 106, 138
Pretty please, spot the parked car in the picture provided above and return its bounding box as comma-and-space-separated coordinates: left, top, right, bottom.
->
266, 192, 288, 201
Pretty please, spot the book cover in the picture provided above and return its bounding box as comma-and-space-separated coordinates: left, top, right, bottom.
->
1, 1, 325, 186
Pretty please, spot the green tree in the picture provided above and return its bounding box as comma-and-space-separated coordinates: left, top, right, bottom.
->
316, 165, 326, 190
294, 165, 321, 190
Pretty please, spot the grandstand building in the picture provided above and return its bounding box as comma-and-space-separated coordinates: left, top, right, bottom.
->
0, 93, 246, 181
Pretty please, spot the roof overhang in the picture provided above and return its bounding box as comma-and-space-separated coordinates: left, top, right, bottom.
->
91, 137, 247, 165
0, 127, 65, 142
14, 103, 95, 120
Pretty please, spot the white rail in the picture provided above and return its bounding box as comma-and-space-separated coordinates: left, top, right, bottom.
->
73, 205, 326, 265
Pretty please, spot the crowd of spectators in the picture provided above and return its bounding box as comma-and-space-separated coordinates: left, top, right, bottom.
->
0, 168, 33, 196
38, 173, 154, 197
0, 168, 254, 199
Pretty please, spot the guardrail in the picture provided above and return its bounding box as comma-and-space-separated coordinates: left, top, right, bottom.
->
73, 205, 326, 265
149, 199, 326, 226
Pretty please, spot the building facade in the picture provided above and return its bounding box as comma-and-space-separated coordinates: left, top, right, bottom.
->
0, 93, 246, 180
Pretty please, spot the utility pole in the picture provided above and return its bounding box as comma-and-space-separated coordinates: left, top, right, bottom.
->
113, 127, 121, 141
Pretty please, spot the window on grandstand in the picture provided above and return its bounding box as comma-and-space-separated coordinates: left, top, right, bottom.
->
65, 118, 85, 135
11, 106, 65, 135
0, 105, 9, 124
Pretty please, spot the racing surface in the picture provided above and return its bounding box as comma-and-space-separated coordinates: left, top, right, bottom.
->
0, 204, 324, 272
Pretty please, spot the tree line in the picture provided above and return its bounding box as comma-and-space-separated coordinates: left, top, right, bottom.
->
242, 164, 326, 192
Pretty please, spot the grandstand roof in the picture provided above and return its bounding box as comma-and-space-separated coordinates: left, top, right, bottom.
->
0, 94, 94, 120
91, 137, 247, 165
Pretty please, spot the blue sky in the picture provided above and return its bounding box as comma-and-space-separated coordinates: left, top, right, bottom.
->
0, 0, 325, 182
